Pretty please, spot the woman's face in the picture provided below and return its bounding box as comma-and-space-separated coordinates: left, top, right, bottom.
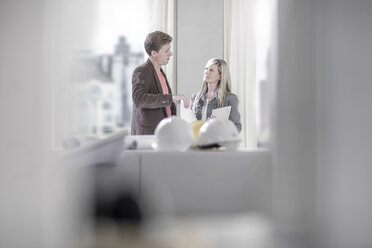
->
203, 63, 221, 84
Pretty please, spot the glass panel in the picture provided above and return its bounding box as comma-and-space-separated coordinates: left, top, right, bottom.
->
73, 0, 148, 138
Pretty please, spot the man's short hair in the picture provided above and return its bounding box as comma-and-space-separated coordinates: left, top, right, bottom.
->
144, 31, 172, 56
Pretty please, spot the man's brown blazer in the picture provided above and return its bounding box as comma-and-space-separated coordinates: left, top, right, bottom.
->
131, 59, 176, 135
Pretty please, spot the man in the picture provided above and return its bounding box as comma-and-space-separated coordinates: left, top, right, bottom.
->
131, 31, 188, 135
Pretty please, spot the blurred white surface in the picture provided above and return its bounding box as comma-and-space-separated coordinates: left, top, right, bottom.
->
121, 149, 272, 217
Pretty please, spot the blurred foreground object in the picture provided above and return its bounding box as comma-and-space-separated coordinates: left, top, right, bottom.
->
153, 116, 194, 151
89, 157, 272, 248
190, 120, 206, 140
123, 135, 156, 150
197, 119, 241, 150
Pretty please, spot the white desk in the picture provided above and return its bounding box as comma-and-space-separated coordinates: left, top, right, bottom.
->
119, 149, 272, 217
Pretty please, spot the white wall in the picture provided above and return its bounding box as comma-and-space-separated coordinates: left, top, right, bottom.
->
176, 0, 224, 99
0, 1, 97, 247
0, 1, 47, 247
272, 0, 318, 246
273, 0, 372, 247
316, 0, 372, 247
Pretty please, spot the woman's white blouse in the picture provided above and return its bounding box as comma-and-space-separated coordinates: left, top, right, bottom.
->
201, 99, 211, 120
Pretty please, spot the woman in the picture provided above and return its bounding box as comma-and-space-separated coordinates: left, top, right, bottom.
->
190, 58, 242, 132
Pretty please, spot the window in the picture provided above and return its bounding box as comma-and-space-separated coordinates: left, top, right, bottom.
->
224, 0, 272, 148
51, 0, 150, 148
77, 0, 148, 136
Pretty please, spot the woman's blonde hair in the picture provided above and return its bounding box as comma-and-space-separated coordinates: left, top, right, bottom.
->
192, 58, 232, 110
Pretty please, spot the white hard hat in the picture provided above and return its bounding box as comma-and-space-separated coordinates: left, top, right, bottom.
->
197, 119, 241, 150
153, 116, 195, 151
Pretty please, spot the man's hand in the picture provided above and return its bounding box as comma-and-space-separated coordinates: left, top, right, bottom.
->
173, 95, 189, 108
